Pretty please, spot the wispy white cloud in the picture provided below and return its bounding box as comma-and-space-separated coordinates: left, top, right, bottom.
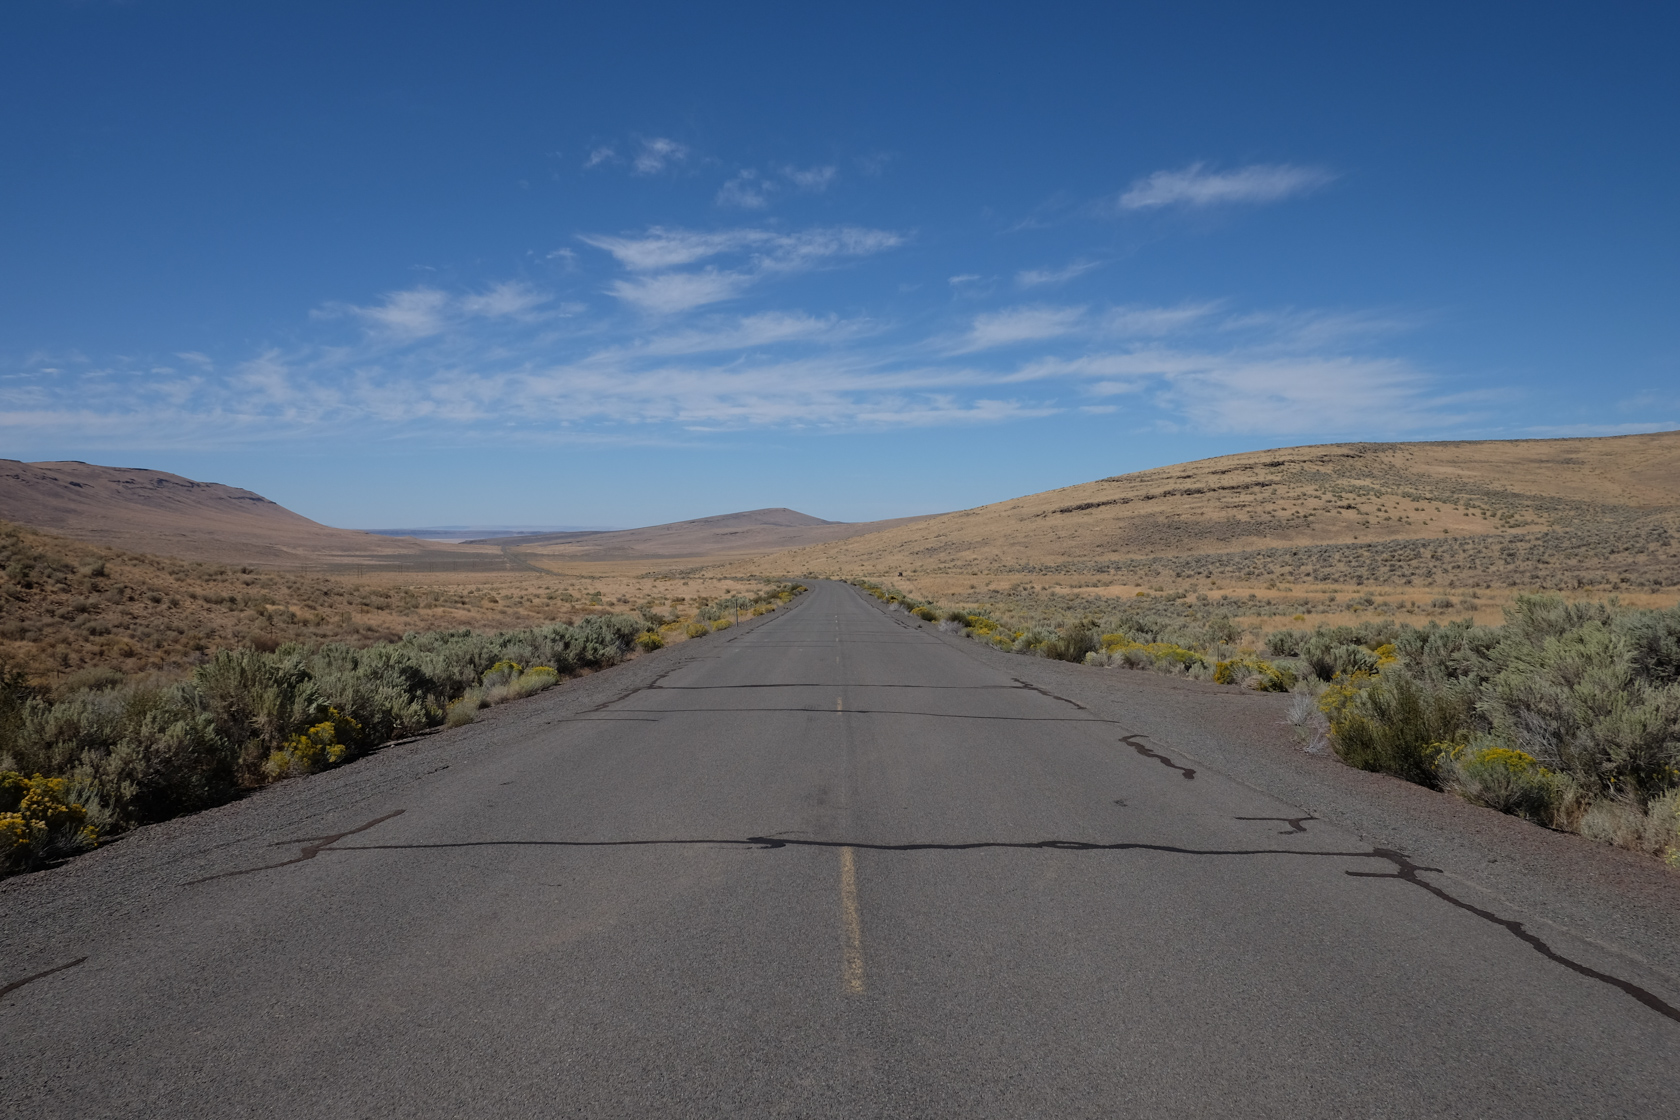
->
581, 226, 902, 272
459, 281, 552, 319
1101, 302, 1220, 337
581, 225, 905, 314
1015, 260, 1102, 288
583, 145, 616, 169
1118, 162, 1334, 211
854, 152, 892, 177
338, 287, 453, 340
605, 270, 753, 314
717, 170, 774, 209
1218, 307, 1412, 349
623, 312, 871, 357
318, 282, 556, 340
956, 305, 1087, 351
780, 164, 837, 192
0, 216, 1491, 449
632, 137, 689, 175
713, 164, 837, 209
579, 228, 767, 271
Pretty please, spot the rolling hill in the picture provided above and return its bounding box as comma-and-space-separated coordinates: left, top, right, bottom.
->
493, 507, 933, 566
742, 433, 1680, 596
0, 461, 933, 574
0, 460, 506, 570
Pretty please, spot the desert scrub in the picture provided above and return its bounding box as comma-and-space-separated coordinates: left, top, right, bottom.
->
0, 612, 646, 870
685, 621, 709, 638
444, 693, 481, 727
1095, 634, 1209, 674
470, 660, 564, 707
264, 708, 364, 778
636, 630, 665, 651
1643, 788, 1680, 867
1436, 740, 1572, 823
0, 772, 99, 872
1213, 656, 1296, 692
1328, 669, 1471, 787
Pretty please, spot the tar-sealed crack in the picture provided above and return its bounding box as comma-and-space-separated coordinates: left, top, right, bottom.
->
1011, 678, 1089, 710
1237, 815, 1318, 834
583, 706, 1119, 723
171, 807, 1680, 1027
1349, 848, 1680, 1024
315, 831, 1677, 1026
1124, 734, 1196, 779
649, 683, 1030, 691
183, 810, 407, 885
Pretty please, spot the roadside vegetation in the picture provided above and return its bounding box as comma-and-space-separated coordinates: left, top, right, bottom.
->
0, 577, 803, 874
0, 519, 792, 688
851, 579, 1680, 867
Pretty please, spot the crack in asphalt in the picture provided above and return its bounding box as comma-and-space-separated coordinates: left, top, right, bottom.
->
1124, 734, 1197, 779
182, 810, 407, 885
649, 683, 1033, 691
0, 957, 87, 1003
576, 706, 1122, 723
1236, 815, 1318, 834
176, 803, 1680, 1026
1349, 848, 1680, 1024
337, 837, 1355, 855
1011, 678, 1089, 710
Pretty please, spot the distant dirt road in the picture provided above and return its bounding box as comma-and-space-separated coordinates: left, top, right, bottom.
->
4, 582, 1677, 1118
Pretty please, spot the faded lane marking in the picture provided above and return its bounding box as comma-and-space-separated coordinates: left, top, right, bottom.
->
839, 845, 865, 994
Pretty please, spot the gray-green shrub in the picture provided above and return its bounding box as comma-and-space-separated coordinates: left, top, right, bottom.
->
0, 613, 645, 839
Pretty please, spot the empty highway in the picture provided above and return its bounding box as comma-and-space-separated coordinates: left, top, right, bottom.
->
4, 581, 1678, 1118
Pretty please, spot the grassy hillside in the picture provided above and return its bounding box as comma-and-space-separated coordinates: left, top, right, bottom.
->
739, 434, 1679, 637
759, 434, 1679, 585
502, 507, 934, 568
0, 520, 783, 689
0, 459, 514, 570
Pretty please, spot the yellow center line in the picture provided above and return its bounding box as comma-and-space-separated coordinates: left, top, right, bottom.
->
839, 845, 865, 994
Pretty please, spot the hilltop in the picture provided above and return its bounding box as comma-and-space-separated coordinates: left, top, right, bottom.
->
0, 460, 505, 570
494, 507, 932, 567
753, 433, 1679, 589
0, 462, 925, 574
735, 433, 1680, 633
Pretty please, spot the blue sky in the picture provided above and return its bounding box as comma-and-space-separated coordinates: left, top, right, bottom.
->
3, 1, 1676, 529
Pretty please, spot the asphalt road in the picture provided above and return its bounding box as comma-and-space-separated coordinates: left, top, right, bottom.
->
4, 580, 1678, 1118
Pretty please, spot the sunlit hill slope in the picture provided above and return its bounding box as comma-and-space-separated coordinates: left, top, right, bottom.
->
747, 433, 1680, 595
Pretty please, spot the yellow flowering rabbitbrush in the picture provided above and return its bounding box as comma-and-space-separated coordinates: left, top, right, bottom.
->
0, 772, 98, 870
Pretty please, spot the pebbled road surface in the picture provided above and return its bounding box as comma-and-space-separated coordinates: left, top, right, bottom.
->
4, 580, 1678, 1118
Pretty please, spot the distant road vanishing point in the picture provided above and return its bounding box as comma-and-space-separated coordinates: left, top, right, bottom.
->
4, 582, 1677, 1118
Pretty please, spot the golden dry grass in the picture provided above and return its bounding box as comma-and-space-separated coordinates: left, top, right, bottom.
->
0, 459, 516, 571
722, 432, 1680, 640
0, 519, 776, 689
